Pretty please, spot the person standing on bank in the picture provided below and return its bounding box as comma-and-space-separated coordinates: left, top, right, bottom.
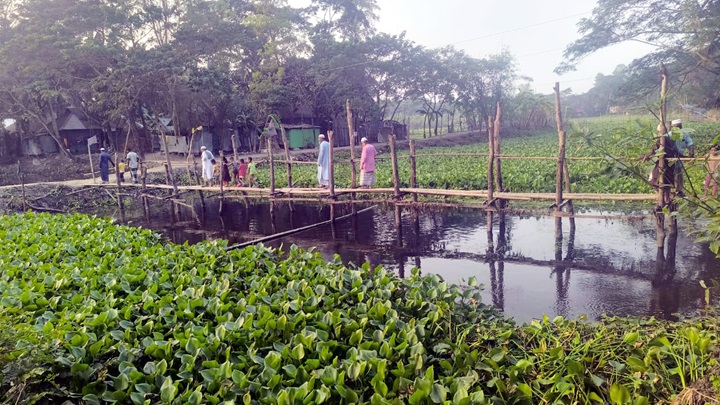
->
360, 137, 377, 188
99, 147, 114, 184
317, 133, 330, 188
126, 148, 140, 184
200, 146, 214, 187
671, 119, 695, 196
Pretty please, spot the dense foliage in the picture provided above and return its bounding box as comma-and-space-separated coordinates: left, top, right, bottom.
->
0, 0, 527, 155
1, 213, 720, 404
258, 117, 720, 195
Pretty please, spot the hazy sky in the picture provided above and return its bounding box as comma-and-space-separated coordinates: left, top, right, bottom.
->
290, 0, 656, 94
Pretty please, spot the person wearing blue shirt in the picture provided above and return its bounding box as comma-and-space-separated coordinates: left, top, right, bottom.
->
671, 119, 694, 196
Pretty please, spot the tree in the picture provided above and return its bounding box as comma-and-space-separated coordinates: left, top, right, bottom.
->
557, 0, 720, 107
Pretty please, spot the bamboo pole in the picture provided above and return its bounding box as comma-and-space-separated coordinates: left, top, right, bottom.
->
554, 83, 566, 210
140, 162, 149, 219
487, 115, 495, 204
347, 100, 357, 215
656, 65, 669, 249
409, 139, 418, 203
493, 102, 504, 195
390, 134, 401, 200
219, 150, 225, 215
114, 154, 125, 218
279, 124, 292, 188
328, 130, 335, 198
192, 158, 206, 211
17, 160, 26, 211
268, 138, 276, 196
231, 133, 239, 163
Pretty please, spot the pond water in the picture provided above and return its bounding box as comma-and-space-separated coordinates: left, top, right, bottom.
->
122, 199, 720, 323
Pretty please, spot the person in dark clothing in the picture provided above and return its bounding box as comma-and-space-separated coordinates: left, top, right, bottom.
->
99, 148, 114, 184
221, 156, 231, 187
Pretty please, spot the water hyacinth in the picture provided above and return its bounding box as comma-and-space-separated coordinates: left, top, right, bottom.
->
0, 212, 719, 404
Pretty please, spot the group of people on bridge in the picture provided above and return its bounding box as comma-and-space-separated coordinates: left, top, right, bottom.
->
316, 131, 377, 189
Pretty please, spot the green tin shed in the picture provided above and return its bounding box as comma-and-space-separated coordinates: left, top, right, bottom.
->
283, 124, 321, 150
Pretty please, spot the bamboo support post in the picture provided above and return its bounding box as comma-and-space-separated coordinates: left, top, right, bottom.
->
267, 138, 276, 196
17, 160, 26, 211
390, 134, 401, 200
656, 65, 670, 249
347, 100, 357, 215
554, 82, 573, 218
493, 102, 504, 195
219, 151, 225, 215
328, 130, 335, 198
114, 154, 125, 218
140, 163, 149, 219
192, 158, 206, 211
231, 133, 239, 163
487, 116, 495, 204
280, 124, 292, 188
409, 140, 418, 203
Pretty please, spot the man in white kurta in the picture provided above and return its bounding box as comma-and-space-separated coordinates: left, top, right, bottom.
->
201, 146, 214, 186
317, 134, 330, 187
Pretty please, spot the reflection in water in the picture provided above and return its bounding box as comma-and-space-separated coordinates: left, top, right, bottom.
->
128, 200, 720, 322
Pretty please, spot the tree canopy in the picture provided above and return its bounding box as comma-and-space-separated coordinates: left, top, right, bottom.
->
0, 0, 526, 154
558, 0, 720, 108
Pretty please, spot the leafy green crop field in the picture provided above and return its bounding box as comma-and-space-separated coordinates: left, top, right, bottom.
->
258, 118, 720, 196
2, 213, 720, 404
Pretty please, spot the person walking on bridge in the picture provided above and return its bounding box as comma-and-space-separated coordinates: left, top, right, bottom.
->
126, 148, 140, 184
99, 147, 114, 184
201, 146, 214, 187
317, 133, 330, 188
360, 137, 377, 188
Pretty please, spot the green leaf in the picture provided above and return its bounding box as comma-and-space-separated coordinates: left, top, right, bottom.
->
160, 377, 178, 403
430, 384, 447, 403
609, 383, 630, 405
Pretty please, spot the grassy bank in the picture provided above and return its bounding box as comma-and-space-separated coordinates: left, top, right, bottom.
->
256, 118, 720, 196
1, 213, 719, 404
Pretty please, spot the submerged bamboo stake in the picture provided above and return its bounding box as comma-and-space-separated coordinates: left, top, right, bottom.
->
487, 115, 495, 203
390, 134, 401, 200
328, 130, 335, 198
409, 140, 418, 203
347, 100, 357, 215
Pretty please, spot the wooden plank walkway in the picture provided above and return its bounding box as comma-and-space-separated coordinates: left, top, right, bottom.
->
96, 182, 657, 202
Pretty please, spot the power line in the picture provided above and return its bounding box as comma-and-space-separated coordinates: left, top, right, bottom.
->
450, 11, 591, 46
315, 10, 592, 74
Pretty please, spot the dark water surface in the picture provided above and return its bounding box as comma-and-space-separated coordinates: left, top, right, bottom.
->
123, 200, 720, 323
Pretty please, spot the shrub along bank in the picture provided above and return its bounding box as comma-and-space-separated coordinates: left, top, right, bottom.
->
0, 213, 719, 404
